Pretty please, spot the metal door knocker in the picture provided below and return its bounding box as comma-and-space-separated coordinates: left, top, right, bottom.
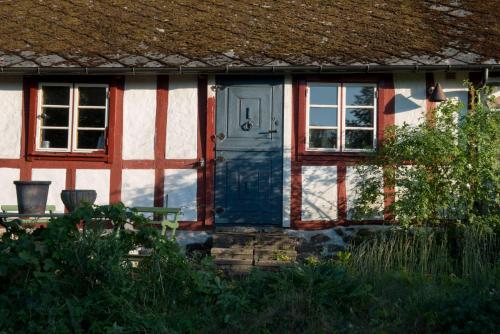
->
241, 119, 254, 131
241, 107, 253, 131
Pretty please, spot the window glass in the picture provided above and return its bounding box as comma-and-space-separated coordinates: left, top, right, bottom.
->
309, 129, 337, 149
78, 108, 106, 127
309, 107, 337, 127
79, 87, 107, 106
345, 130, 373, 149
346, 86, 374, 106
310, 84, 338, 105
77, 130, 106, 149
42, 86, 70, 105
40, 129, 68, 149
41, 107, 70, 127
345, 108, 373, 127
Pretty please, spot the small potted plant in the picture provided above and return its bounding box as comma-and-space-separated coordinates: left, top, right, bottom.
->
14, 180, 51, 214
60, 189, 97, 212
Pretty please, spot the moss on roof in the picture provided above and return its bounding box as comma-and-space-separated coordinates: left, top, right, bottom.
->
0, 0, 498, 67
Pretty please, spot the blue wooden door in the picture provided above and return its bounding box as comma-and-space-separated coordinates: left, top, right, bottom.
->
215, 78, 283, 225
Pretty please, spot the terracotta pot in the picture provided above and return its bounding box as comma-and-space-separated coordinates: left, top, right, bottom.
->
14, 181, 51, 214
60, 190, 97, 212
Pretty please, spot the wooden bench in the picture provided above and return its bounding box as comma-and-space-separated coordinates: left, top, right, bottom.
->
0, 205, 58, 227
134, 207, 181, 240
1, 205, 56, 214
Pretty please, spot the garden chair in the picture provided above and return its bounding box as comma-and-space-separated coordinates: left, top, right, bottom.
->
134, 207, 182, 240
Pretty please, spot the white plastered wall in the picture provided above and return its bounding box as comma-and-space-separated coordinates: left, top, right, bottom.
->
0, 77, 23, 159
75, 169, 110, 205
122, 76, 157, 160
164, 169, 197, 221
394, 73, 427, 126
346, 166, 384, 220
282, 75, 293, 227
301, 166, 338, 221
121, 169, 155, 207
0, 168, 20, 206
166, 75, 198, 159
31, 169, 66, 213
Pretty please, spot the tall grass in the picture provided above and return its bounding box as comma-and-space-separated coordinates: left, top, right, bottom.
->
348, 225, 499, 283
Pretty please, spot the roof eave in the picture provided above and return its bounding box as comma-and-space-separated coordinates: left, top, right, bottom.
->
0, 64, 499, 76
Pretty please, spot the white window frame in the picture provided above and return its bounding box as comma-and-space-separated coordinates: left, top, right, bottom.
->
36, 82, 73, 152
35, 83, 109, 153
306, 82, 377, 152
73, 83, 109, 153
305, 83, 341, 152
341, 83, 378, 152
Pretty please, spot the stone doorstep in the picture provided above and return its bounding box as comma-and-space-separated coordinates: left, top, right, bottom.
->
211, 247, 253, 256
214, 258, 253, 266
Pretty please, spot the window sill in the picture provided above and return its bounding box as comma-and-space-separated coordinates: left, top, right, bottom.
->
27, 151, 109, 162
297, 150, 377, 163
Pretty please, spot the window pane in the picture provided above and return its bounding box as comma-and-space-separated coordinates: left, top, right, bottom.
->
310, 84, 338, 105
77, 130, 106, 149
345, 130, 374, 150
309, 107, 337, 126
309, 129, 337, 149
40, 129, 68, 149
78, 108, 106, 127
345, 108, 374, 127
41, 107, 69, 127
346, 86, 374, 106
42, 86, 70, 105
79, 87, 107, 106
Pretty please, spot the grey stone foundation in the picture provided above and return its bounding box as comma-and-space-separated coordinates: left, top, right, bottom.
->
174, 225, 395, 260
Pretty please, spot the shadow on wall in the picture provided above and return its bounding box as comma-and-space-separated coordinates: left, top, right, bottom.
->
394, 93, 422, 114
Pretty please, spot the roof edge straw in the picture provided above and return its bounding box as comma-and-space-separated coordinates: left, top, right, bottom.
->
0, 64, 498, 76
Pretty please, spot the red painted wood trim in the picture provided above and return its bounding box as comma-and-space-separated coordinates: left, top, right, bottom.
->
290, 163, 302, 228
0, 160, 22, 168
197, 76, 208, 224
204, 84, 216, 227
122, 159, 199, 169
296, 80, 307, 159
379, 74, 396, 221
154, 76, 169, 208
337, 163, 347, 224
109, 78, 125, 203
65, 168, 76, 191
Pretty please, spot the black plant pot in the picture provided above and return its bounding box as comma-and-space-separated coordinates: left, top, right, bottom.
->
61, 190, 97, 212
14, 181, 51, 214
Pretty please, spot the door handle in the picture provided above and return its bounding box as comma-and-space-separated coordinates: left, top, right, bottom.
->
268, 130, 278, 133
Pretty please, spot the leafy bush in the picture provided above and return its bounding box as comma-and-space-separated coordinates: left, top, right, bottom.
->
0, 204, 498, 333
352, 84, 499, 227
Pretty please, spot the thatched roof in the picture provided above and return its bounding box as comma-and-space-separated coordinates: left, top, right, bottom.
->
0, 0, 499, 68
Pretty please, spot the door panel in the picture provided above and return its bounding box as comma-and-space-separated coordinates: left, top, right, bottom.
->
215, 79, 283, 225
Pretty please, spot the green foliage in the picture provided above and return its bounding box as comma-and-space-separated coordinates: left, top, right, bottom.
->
0, 204, 498, 333
352, 83, 499, 227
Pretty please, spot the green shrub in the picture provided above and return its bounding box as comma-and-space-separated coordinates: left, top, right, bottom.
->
353, 84, 499, 227
0, 204, 498, 333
